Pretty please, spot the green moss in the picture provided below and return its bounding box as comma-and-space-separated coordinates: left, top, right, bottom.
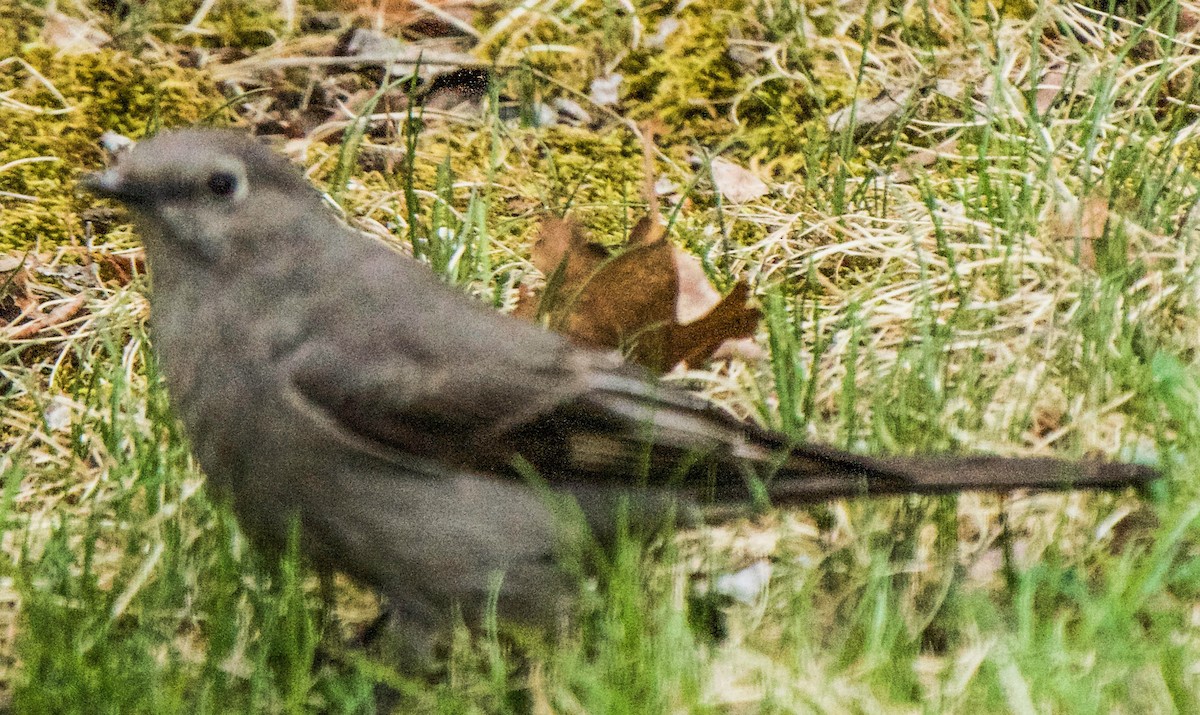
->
0, 45, 226, 251
96, 0, 288, 50
312, 120, 653, 268
521, 125, 646, 235
186, 0, 289, 50
624, 3, 744, 134
0, 3, 42, 51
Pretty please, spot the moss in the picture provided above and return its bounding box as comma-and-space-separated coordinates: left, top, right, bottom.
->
0, 3, 42, 51
0, 44, 226, 251
520, 125, 647, 234
477, 6, 595, 103
735, 78, 829, 174
313, 120, 653, 267
96, 0, 288, 50
183, 0, 290, 50
623, 2, 745, 134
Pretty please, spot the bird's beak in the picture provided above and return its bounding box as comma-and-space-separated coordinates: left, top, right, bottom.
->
81, 168, 139, 203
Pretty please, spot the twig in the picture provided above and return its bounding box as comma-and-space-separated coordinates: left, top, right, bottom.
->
6, 293, 87, 340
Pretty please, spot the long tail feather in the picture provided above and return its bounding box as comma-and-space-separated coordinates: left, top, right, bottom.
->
576, 363, 1159, 504
759, 447, 1158, 503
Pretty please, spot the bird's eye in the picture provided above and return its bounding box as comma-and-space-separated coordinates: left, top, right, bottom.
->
206, 171, 240, 198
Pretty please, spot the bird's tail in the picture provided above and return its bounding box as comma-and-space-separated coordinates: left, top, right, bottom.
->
747, 443, 1159, 504
576, 363, 1160, 504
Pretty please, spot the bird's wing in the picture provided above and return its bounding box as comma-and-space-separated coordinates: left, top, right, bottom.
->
285, 331, 885, 494
285, 331, 590, 471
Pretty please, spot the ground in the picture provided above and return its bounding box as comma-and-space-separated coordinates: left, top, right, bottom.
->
1, 0, 1198, 712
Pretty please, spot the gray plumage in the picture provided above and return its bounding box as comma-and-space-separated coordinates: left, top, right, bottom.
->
82, 129, 1157, 657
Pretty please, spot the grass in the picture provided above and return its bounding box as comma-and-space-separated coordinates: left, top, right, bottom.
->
2, 0, 1200, 711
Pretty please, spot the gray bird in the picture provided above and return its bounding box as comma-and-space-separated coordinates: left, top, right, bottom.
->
82, 128, 1156, 661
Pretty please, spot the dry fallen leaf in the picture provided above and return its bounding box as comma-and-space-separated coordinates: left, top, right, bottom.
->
709, 157, 769, 204
672, 246, 721, 324
518, 216, 676, 367
667, 281, 760, 368
40, 11, 109, 55
1034, 63, 1070, 114
557, 234, 678, 368
827, 88, 914, 132
672, 247, 765, 362
525, 216, 608, 291
516, 122, 760, 370
1, 253, 38, 325
516, 216, 760, 372
1052, 193, 1109, 269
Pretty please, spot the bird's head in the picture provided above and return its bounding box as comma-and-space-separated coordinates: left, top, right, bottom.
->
82, 129, 319, 265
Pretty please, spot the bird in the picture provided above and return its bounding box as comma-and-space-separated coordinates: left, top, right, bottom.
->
82, 128, 1157, 664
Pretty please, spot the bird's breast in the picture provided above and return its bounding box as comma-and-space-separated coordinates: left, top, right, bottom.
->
149, 276, 313, 480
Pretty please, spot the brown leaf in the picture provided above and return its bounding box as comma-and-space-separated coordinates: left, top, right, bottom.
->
557, 237, 678, 369
528, 216, 608, 292
510, 283, 540, 321
666, 281, 759, 368
672, 246, 762, 362
672, 246, 721, 324
710, 337, 766, 362
1, 253, 38, 326
627, 214, 664, 247
515, 126, 760, 371
529, 217, 588, 273
518, 215, 761, 372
